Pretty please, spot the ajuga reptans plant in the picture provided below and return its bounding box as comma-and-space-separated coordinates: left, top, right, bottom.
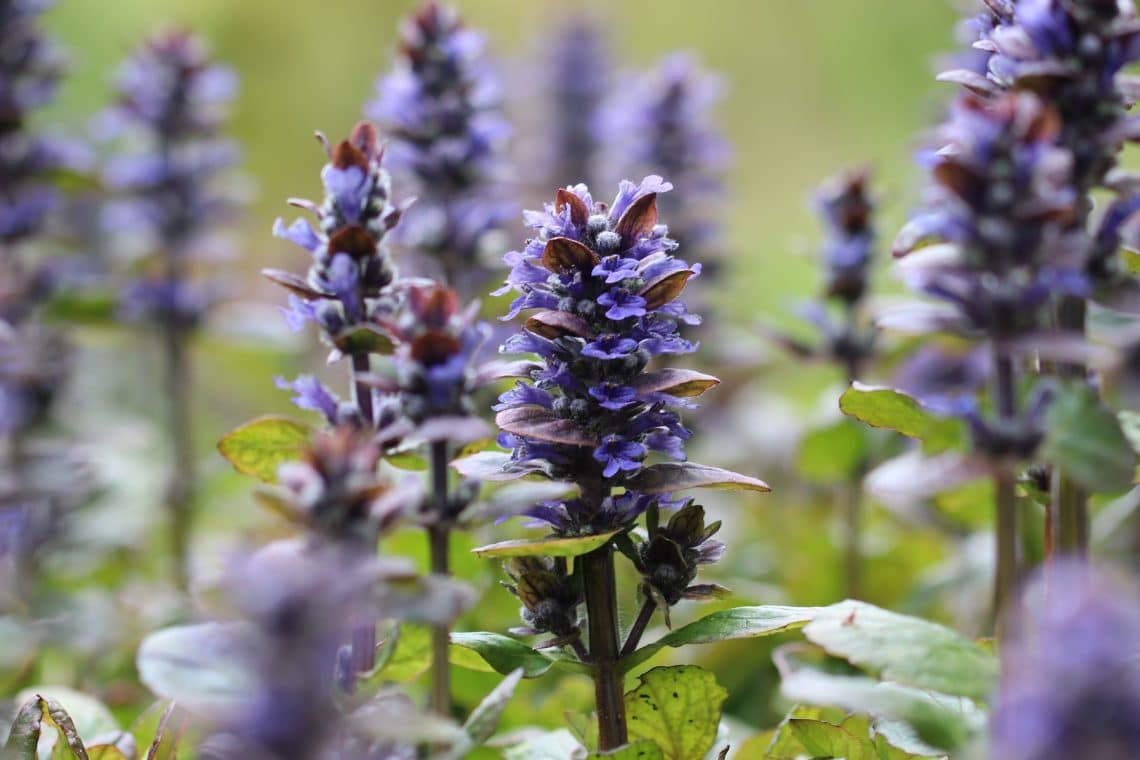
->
468, 177, 769, 749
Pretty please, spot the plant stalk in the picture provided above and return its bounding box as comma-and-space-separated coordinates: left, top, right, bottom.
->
162, 314, 193, 591
348, 351, 378, 673
991, 351, 1019, 634
620, 596, 657, 658
581, 544, 627, 750
843, 478, 863, 600
351, 352, 374, 426
1052, 295, 1089, 558
428, 440, 452, 717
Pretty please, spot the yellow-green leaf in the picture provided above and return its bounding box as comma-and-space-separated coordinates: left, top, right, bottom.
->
217, 416, 312, 483
624, 666, 727, 760
472, 530, 621, 559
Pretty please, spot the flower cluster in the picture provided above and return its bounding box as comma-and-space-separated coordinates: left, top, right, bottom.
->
367, 0, 513, 291
270, 121, 401, 352
503, 556, 582, 642
493, 177, 713, 534
0, 0, 67, 246
635, 501, 726, 609
990, 562, 1140, 760
532, 16, 611, 192
102, 30, 241, 327
600, 54, 727, 263
894, 93, 1082, 456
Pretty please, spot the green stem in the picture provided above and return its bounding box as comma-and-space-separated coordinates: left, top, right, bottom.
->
581, 544, 627, 750
843, 479, 863, 600
620, 596, 657, 658
162, 317, 193, 591
428, 441, 452, 717
990, 352, 1019, 634
1053, 296, 1089, 558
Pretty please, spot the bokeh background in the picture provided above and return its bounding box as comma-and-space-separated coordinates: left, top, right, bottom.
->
29, 0, 991, 743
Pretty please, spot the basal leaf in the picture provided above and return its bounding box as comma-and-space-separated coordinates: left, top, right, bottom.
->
589, 740, 665, 759
624, 605, 818, 671
449, 631, 556, 678
136, 623, 259, 717
216, 416, 312, 483
472, 530, 621, 559
625, 463, 770, 495
36, 695, 88, 760
839, 383, 964, 452
1042, 384, 1138, 493
779, 668, 984, 752
4, 697, 44, 758
624, 666, 727, 760
13, 687, 119, 754
802, 601, 998, 700
463, 668, 524, 746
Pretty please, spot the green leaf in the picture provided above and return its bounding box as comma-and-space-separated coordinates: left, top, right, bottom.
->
624, 666, 727, 760
502, 729, 583, 760
463, 668, 524, 746
624, 462, 770, 495
1043, 385, 1138, 493
797, 418, 869, 483
139, 702, 185, 760
4, 697, 44, 758
37, 696, 88, 760
216, 416, 312, 483
788, 719, 876, 760
85, 748, 129, 760
13, 688, 120, 758
376, 624, 432, 683
472, 529, 621, 559
589, 741, 665, 759
136, 623, 258, 716
449, 631, 556, 678
802, 601, 998, 700
780, 668, 984, 752
624, 605, 819, 671
839, 383, 964, 452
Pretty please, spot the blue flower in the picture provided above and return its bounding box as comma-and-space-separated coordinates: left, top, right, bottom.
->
592, 435, 645, 479
588, 383, 637, 411
597, 289, 647, 320
581, 334, 638, 360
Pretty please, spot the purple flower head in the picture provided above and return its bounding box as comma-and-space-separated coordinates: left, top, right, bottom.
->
103, 30, 242, 327
600, 53, 728, 264
0, 0, 69, 245
366, 1, 513, 292
268, 122, 400, 350
991, 561, 1140, 760
815, 167, 876, 305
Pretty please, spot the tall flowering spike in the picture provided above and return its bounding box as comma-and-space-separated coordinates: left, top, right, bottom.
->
530, 16, 611, 192
494, 177, 710, 535
990, 562, 1140, 760
367, 1, 513, 293
103, 29, 241, 328
0, 0, 67, 245
600, 54, 728, 265
270, 121, 401, 365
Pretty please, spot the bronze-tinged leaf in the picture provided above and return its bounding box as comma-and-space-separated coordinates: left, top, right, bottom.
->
332, 138, 368, 170
261, 268, 331, 300
933, 161, 981, 203
333, 324, 395, 356
524, 310, 595, 340
328, 225, 377, 259
682, 583, 731, 601
627, 462, 771, 494
540, 237, 599, 275
632, 369, 720, 398
495, 407, 597, 447
615, 192, 659, 245
350, 121, 380, 157
408, 284, 459, 328
666, 503, 707, 544
411, 331, 462, 364
639, 269, 696, 309
555, 188, 589, 226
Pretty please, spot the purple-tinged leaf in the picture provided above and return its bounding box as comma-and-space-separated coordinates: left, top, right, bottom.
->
472, 530, 621, 559
632, 369, 720, 398
935, 69, 999, 95
541, 237, 599, 275
261, 268, 331, 300
409, 416, 494, 447
451, 451, 554, 481
495, 407, 596, 447
614, 192, 659, 246
626, 462, 770, 494
555, 188, 589, 227
639, 269, 696, 310
524, 310, 595, 340
472, 360, 540, 388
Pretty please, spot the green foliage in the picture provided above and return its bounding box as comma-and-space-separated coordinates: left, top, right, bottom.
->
624, 666, 727, 760
625, 462, 771, 494
501, 729, 584, 759
802, 601, 997, 699
449, 631, 586, 678
589, 741, 665, 759
472, 530, 622, 558
1042, 384, 1138, 493
839, 383, 964, 452
624, 605, 819, 671
216, 415, 312, 483
797, 419, 869, 483
463, 669, 524, 745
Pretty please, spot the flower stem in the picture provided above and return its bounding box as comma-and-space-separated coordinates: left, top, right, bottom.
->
428, 440, 452, 717
351, 352, 374, 426
1052, 296, 1089, 558
581, 543, 627, 750
843, 478, 863, 600
991, 351, 1019, 634
162, 315, 193, 591
620, 596, 656, 658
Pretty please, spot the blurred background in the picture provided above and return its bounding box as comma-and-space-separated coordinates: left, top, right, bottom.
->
27, 0, 987, 741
